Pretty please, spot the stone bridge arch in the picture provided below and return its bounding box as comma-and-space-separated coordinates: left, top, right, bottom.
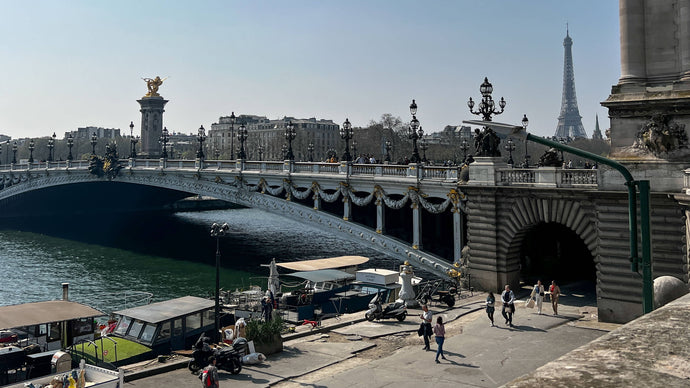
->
0, 168, 456, 278
465, 187, 598, 292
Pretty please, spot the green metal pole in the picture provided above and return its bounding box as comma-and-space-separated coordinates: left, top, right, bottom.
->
637, 180, 654, 313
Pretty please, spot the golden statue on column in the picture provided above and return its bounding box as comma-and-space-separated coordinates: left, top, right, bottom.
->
142, 76, 168, 97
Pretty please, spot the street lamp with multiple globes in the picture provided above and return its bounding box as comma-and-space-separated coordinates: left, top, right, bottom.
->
467, 77, 506, 156
521, 114, 530, 168
340, 118, 353, 161
210, 222, 230, 343
67, 133, 74, 161
47, 132, 56, 161
197, 125, 206, 159
307, 142, 314, 162
408, 99, 424, 163
28, 139, 35, 163
237, 123, 248, 159
229, 112, 236, 159
90, 133, 97, 155
160, 127, 170, 158
12, 142, 17, 164
384, 140, 392, 162
129, 121, 138, 158
284, 120, 296, 160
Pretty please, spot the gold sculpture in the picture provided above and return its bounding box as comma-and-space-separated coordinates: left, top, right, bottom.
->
141, 76, 168, 97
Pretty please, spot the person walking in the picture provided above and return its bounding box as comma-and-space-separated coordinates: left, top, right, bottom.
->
534, 280, 545, 314
420, 304, 433, 350
433, 316, 447, 363
486, 292, 496, 326
550, 280, 561, 315
200, 356, 219, 388
501, 285, 515, 327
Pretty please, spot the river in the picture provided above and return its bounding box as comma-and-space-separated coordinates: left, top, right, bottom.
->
0, 208, 401, 313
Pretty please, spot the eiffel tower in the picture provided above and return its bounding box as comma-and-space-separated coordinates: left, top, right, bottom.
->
554, 27, 587, 139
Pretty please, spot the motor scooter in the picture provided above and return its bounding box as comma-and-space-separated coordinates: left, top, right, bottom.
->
188, 334, 243, 375
365, 293, 407, 321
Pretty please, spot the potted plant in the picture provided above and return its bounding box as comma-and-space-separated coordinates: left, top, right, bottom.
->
245, 316, 284, 355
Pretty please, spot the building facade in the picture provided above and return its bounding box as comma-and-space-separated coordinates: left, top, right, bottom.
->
209, 115, 340, 160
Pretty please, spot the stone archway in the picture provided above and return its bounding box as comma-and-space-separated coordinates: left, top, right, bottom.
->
499, 196, 598, 288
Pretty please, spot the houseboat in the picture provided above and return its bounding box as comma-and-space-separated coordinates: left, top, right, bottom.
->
110, 295, 232, 354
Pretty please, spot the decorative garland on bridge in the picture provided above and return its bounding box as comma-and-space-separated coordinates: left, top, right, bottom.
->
233, 177, 466, 214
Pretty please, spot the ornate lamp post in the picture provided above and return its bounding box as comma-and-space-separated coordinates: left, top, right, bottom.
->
129, 121, 138, 158
210, 222, 230, 343
420, 136, 428, 164
197, 125, 206, 159
340, 118, 353, 161
28, 139, 35, 163
408, 99, 423, 163
384, 140, 392, 162
12, 141, 17, 164
284, 120, 296, 160
460, 138, 470, 163
67, 133, 74, 161
47, 132, 56, 161
237, 123, 247, 159
229, 112, 236, 159
521, 114, 530, 167
258, 145, 264, 161
90, 133, 97, 155
160, 126, 169, 158
467, 77, 506, 156
307, 142, 314, 162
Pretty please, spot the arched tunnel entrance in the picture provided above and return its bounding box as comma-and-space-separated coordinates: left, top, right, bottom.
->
519, 222, 596, 300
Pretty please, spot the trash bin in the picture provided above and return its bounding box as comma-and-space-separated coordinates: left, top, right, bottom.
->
51, 351, 72, 373
26, 350, 58, 378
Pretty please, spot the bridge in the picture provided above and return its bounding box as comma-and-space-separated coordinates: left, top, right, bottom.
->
0, 157, 687, 323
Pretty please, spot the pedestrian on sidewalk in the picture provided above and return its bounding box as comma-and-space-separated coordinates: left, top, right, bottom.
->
533, 280, 545, 314
420, 304, 433, 350
433, 316, 447, 363
501, 285, 515, 327
200, 356, 219, 388
486, 292, 495, 326
550, 280, 561, 315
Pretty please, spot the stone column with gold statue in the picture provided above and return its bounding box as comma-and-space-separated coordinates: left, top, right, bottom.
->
137, 76, 168, 158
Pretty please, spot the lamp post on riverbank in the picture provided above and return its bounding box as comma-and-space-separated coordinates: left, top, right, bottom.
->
285, 120, 296, 161
67, 133, 74, 161
408, 100, 423, 163
340, 118, 353, 162
197, 125, 206, 159
47, 133, 55, 162
210, 222, 229, 343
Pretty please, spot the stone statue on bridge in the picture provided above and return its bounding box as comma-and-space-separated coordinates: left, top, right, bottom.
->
474, 127, 502, 157
538, 148, 562, 167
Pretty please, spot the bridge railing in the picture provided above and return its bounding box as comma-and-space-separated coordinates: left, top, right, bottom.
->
498, 167, 598, 188
0, 158, 599, 189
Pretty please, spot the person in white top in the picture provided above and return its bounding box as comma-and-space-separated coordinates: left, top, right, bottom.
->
420, 305, 433, 350
532, 280, 545, 314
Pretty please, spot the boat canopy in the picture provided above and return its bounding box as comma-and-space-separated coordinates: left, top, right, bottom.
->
113, 296, 214, 324
0, 301, 103, 329
288, 269, 355, 283
276, 256, 369, 271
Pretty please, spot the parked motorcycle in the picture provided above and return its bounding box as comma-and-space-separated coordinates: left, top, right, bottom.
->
188, 334, 243, 375
365, 293, 407, 321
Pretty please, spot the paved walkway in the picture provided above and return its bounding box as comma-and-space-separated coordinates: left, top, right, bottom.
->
122, 287, 614, 387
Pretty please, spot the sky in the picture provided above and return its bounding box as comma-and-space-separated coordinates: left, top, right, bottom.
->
0, 1, 620, 139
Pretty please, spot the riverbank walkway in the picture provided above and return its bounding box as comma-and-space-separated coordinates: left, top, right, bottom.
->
121, 280, 690, 388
